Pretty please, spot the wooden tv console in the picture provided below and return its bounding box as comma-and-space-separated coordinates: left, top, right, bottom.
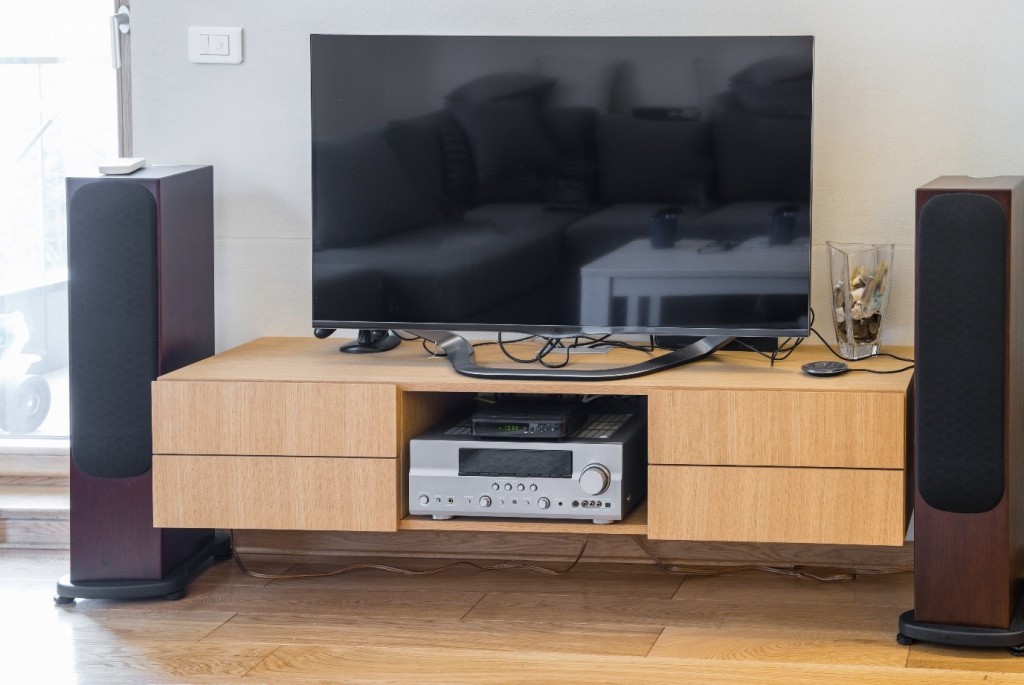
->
151, 337, 913, 547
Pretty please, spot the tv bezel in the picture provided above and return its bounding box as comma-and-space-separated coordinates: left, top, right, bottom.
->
311, 33, 814, 344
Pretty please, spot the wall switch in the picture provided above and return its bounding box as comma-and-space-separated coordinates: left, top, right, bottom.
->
188, 26, 243, 64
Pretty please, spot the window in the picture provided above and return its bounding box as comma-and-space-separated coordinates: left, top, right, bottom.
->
1, 1, 126, 447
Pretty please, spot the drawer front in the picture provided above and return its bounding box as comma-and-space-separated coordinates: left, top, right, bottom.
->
152, 380, 398, 457
648, 465, 906, 545
153, 454, 399, 531
648, 389, 907, 468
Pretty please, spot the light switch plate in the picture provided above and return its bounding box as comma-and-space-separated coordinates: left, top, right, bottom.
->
188, 26, 243, 64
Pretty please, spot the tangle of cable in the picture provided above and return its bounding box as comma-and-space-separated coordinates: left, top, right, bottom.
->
629, 535, 912, 582
230, 532, 591, 580
227, 530, 910, 586
396, 330, 656, 368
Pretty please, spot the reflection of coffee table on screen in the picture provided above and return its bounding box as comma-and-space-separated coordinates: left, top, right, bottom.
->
580, 238, 810, 327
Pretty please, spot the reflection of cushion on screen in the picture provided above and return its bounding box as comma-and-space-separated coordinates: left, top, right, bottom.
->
683, 201, 809, 244
439, 118, 477, 211
632, 106, 701, 122
729, 54, 812, 118
596, 115, 712, 205
731, 53, 812, 85
312, 264, 386, 322
541, 107, 599, 211
445, 72, 556, 104
714, 112, 811, 202
732, 81, 811, 118
383, 111, 454, 216
448, 99, 560, 203
541, 106, 598, 157
314, 131, 445, 249
537, 54, 623, 112
546, 157, 599, 211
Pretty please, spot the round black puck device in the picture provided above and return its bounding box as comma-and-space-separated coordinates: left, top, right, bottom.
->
801, 361, 850, 377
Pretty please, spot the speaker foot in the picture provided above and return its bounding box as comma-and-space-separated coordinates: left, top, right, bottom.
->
898, 599, 1024, 650
54, 532, 230, 602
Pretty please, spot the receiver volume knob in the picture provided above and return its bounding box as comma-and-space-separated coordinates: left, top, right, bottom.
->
479, 496, 492, 508
418, 495, 429, 506
579, 464, 611, 496
538, 497, 551, 510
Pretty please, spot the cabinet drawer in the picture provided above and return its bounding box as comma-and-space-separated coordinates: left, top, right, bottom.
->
648, 465, 906, 545
153, 454, 399, 531
152, 380, 398, 457
648, 389, 907, 468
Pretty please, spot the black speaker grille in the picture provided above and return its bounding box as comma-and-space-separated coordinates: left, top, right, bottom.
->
916, 192, 1006, 513
68, 182, 158, 479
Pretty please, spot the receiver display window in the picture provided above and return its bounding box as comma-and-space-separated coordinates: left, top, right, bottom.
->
458, 448, 572, 478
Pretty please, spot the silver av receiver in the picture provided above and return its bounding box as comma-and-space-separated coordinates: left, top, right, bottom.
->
409, 410, 646, 524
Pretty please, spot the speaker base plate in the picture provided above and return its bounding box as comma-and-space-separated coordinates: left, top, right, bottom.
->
898, 600, 1024, 651
54, 532, 231, 602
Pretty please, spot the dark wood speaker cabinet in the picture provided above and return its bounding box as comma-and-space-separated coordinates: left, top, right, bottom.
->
59, 166, 228, 602
900, 176, 1024, 650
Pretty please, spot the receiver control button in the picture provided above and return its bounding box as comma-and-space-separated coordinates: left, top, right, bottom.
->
418, 495, 429, 506
538, 497, 551, 510
529, 484, 538, 492
504, 483, 513, 491
517, 483, 525, 491
491, 483, 500, 491
479, 496, 492, 508
579, 464, 611, 496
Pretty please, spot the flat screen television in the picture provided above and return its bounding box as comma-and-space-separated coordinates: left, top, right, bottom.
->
311, 34, 813, 379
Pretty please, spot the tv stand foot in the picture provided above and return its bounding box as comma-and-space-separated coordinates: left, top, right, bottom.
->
431, 514, 455, 520
339, 329, 401, 354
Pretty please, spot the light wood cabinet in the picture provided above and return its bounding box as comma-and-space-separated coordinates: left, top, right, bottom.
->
151, 337, 913, 545
152, 381, 401, 457
647, 465, 906, 545
153, 454, 400, 531
647, 388, 908, 469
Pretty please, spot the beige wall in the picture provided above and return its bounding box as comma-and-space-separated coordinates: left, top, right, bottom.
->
131, 0, 1024, 351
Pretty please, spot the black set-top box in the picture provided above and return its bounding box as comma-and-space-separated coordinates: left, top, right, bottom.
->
470, 400, 586, 439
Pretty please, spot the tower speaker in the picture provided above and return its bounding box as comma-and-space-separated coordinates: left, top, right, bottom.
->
56, 166, 229, 602
899, 176, 1024, 651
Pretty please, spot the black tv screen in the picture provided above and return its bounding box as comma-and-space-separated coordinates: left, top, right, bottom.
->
312, 35, 812, 338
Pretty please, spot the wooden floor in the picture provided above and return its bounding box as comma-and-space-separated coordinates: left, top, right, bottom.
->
5, 549, 1024, 684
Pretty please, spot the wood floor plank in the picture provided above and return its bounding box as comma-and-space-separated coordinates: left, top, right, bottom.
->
5, 552, 1024, 683
189, 557, 291, 587
246, 644, 1024, 684
264, 558, 684, 598
203, 612, 662, 657
3, 606, 237, 645
234, 529, 914, 569
907, 642, 1024, 673
0, 673, 246, 685
83, 583, 485, 620
464, 590, 900, 636
672, 569, 913, 607
2, 578, 70, 607
649, 625, 909, 666
0, 641, 276, 680
0, 549, 68, 580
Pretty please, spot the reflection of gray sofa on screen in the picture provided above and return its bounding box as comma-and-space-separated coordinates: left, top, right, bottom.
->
312, 60, 811, 325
